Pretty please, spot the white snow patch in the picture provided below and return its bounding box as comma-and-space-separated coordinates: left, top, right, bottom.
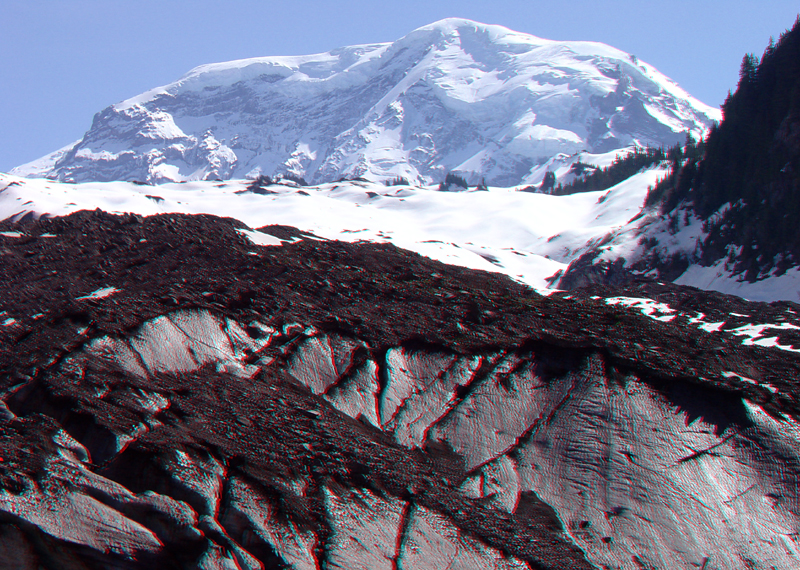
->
699, 321, 725, 333
79, 309, 270, 385
237, 228, 284, 247
688, 312, 705, 324
428, 355, 543, 470
323, 486, 404, 570
325, 360, 382, 428
401, 504, 529, 570
461, 455, 521, 512
286, 335, 361, 395
76, 286, 120, 300
0, 462, 165, 558
305, 339, 800, 569
388, 354, 483, 447
721, 371, 778, 394
676, 261, 800, 303
727, 323, 800, 353
227, 477, 318, 570
605, 296, 676, 322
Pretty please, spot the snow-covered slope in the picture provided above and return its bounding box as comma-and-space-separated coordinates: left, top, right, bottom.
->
554, 191, 800, 303
0, 168, 664, 293
12, 19, 719, 186
6, 165, 799, 303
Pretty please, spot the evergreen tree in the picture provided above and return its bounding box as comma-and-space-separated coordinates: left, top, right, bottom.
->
738, 53, 759, 87
541, 171, 556, 193
438, 172, 469, 191
646, 16, 800, 280
556, 146, 666, 195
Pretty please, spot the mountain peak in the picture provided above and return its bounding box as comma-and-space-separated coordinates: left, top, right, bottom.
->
13, 20, 719, 185
411, 17, 516, 37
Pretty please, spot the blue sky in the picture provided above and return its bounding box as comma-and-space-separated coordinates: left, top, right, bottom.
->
1, 0, 798, 173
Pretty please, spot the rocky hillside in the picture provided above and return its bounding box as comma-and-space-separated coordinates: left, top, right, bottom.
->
1, 210, 799, 569
12, 19, 718, 186
557, 17, 800, 302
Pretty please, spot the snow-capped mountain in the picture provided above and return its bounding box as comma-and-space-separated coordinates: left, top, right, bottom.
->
12, 19, 719, 186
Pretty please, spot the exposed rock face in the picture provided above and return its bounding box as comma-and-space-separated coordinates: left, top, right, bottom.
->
1, 210, 800, 569
551, 252, 635, 291
12, 19, 718, 186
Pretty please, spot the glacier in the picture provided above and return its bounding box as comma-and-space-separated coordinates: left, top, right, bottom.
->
7, 304, 796, 569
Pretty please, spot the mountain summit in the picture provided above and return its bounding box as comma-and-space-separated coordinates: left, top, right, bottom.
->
14, 19, 719, 186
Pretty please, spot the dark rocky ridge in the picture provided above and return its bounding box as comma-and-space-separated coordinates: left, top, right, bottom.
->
0, 210, 799, 568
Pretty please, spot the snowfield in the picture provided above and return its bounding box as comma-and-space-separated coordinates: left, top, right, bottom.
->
0, 168, 660, 293
3, 162, 799, 303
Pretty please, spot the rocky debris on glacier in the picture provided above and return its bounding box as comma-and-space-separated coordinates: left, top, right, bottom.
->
12, 18, 718, 186
1, 210, 800, 569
